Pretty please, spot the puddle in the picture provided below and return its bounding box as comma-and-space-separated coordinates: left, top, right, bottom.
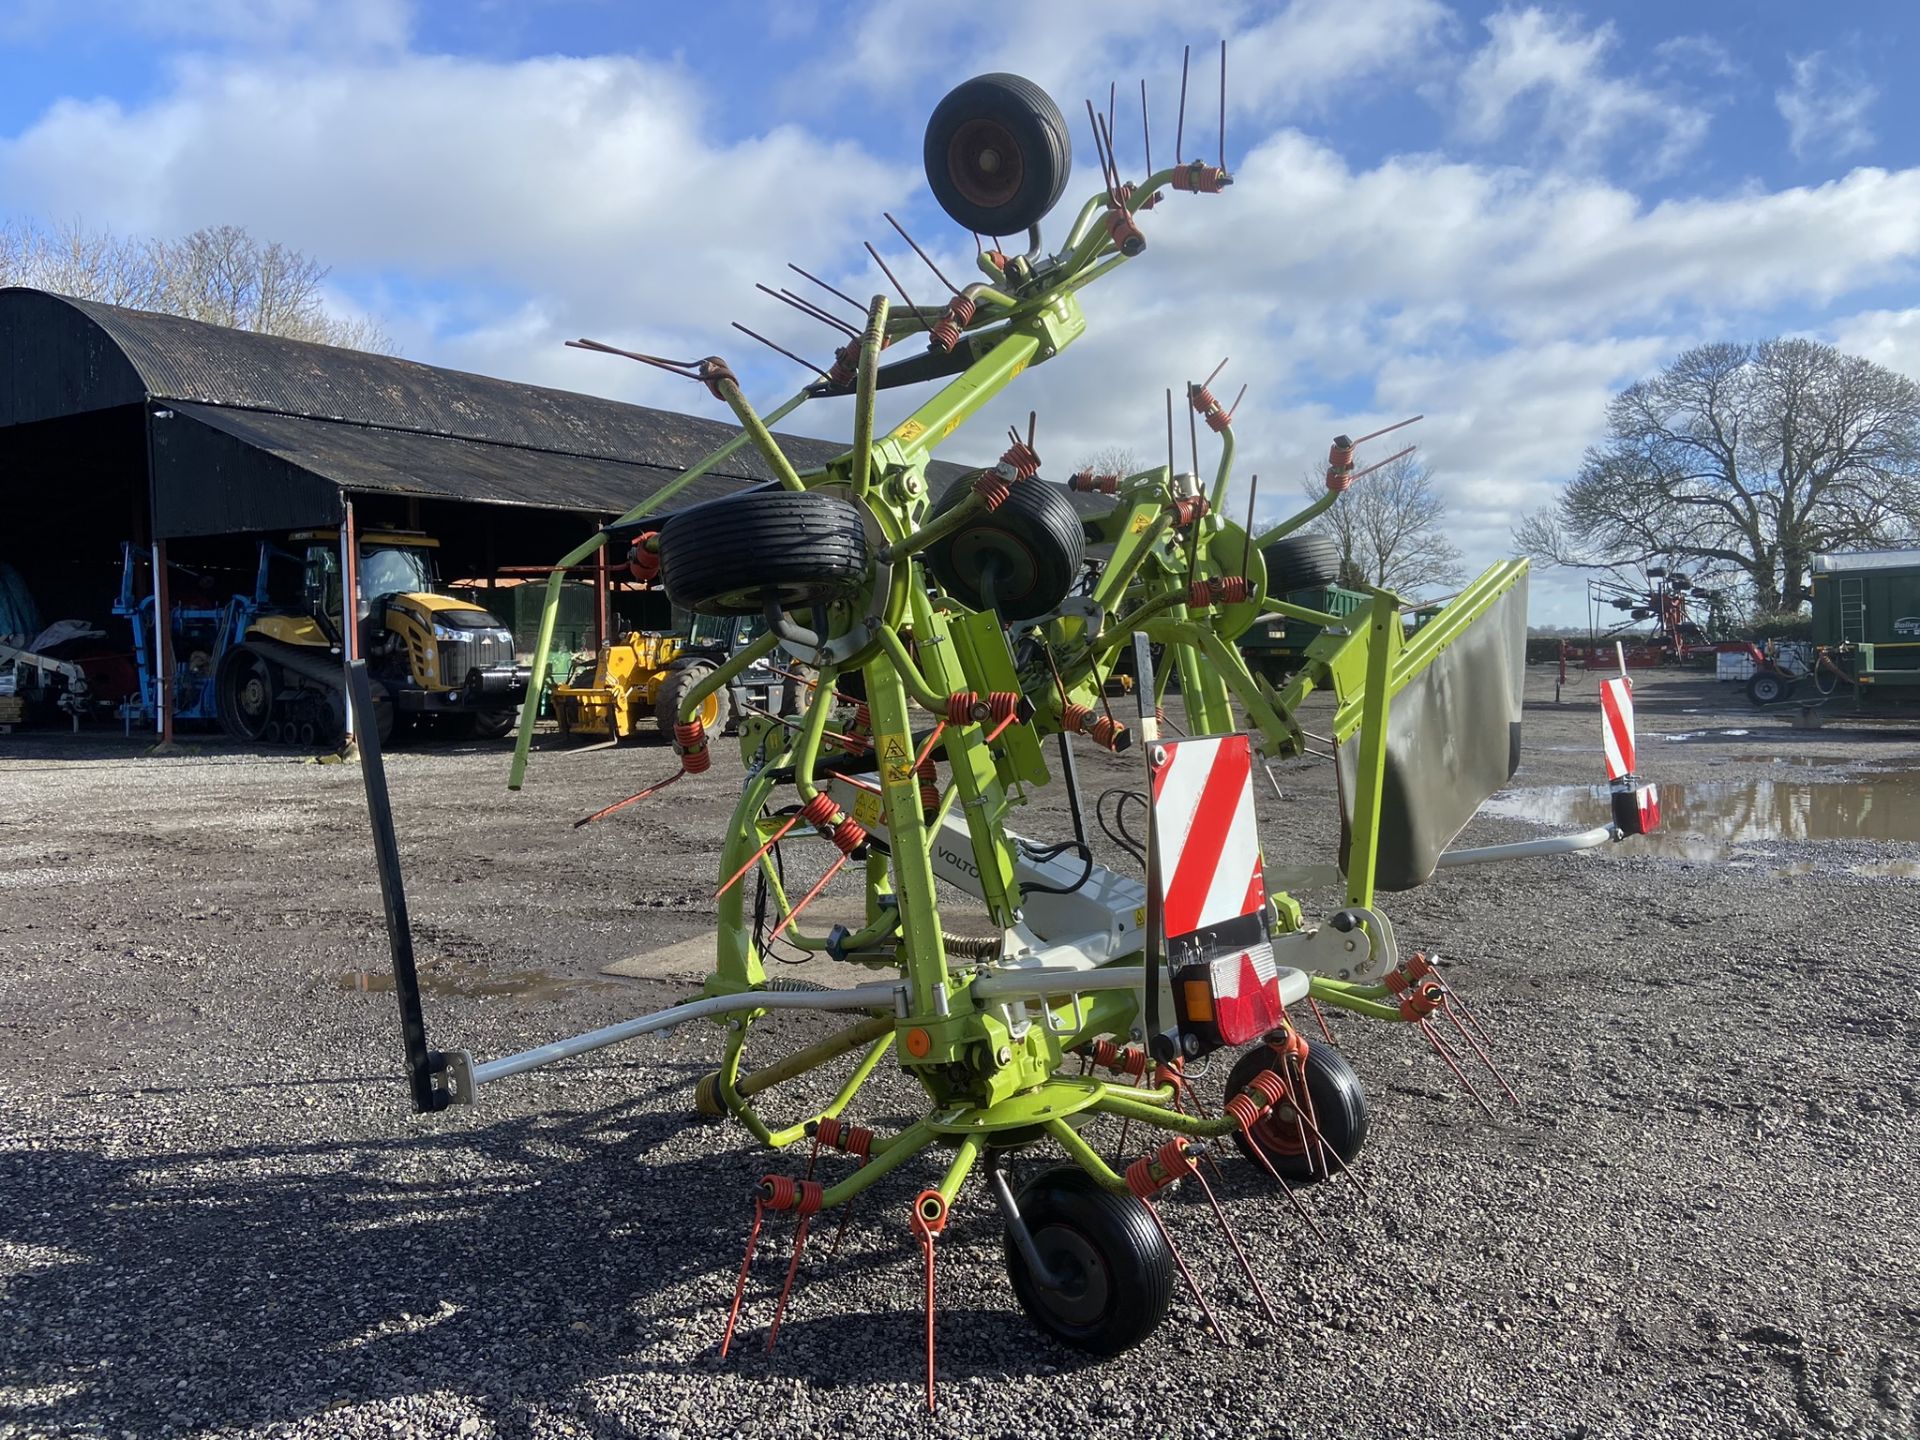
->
1773, 859, 1920, 880
1648, 729, 1750, 742
1481, 773, 1920, 862
337, 967, 597, 1001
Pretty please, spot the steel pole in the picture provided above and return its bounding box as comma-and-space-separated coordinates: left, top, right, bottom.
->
341, 499, 359, 740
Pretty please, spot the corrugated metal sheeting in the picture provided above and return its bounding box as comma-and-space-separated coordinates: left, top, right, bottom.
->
0, 287, 865, 537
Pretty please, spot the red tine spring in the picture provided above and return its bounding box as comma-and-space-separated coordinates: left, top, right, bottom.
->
1171, 494, 1208, 527
1125, 1137, 1198, 1198
1089, 1037, 1150, 1078
814, 1117, 873, 1159
1325, 434, 1356, 492
928, 292, 976, 352
1188, 383, 1230, 433
799, 792, 866, 856
1062, 703, 1128, 751
626, 532, 661, 582
1170, 161, 1228, 193
674, 719, 711, 774
972, 470, 1012, 510
998, 437, 1041, 480
840, 702, 871, 756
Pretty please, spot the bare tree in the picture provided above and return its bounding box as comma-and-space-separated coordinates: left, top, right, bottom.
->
0, 219, 391, 351
1514, 339, 1920, 612
1305, 452, 1465, 593
1072, 445, 1141, 481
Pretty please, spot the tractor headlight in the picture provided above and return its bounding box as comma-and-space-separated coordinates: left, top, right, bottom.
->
431, 623, 464, 641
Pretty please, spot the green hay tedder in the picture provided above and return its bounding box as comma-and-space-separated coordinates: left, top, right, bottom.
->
353, 51, 1661, 1408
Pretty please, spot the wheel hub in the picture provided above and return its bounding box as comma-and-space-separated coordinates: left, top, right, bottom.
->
1031, 1226, 1108, 1325
949, 118, 1023, 208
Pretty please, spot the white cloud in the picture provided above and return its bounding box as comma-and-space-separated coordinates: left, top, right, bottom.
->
1229, 0, 1454, 117
824, 0, 1450, 137
0, 51, 915, 413
1776, 51, 1877, 162
1458, 7, 1708, 171
1828, 307, 1920, 382
1652, 34, 1741, 81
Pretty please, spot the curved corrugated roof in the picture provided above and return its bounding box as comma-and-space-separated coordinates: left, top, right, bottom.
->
0, 286, 849, 483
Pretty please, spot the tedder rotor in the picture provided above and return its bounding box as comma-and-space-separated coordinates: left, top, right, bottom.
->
355, 52, 1663, 1408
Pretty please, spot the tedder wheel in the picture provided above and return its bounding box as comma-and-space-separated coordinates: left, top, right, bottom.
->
215, 645, 277, 743
923, 73, 1072, 236
1003, 1166, 1173, 1355
925, 473, 1084, 621
655, 660, 729, 741
1746, 670, 1794, 707
1262, 533, 1342, 594
657, 492, 870, 617
1226, 1037, 1370, 1186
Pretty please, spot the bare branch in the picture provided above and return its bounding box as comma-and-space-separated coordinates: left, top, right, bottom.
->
0, 217, 392, 352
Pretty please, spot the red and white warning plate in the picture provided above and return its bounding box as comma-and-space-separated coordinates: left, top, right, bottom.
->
1600, 676, 1636, 780
1148, 734, 1267, 938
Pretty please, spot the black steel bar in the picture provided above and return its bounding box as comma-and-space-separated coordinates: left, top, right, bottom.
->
349, 659, 447, 1113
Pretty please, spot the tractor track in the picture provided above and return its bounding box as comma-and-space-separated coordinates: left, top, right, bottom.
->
1, 670, 1917, 1439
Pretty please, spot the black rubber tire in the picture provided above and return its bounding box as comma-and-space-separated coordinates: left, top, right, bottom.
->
658, 492, 871, 617
1227, 1037, 1370, 1186
1004, 1166, 1172, 1355
1747, 670, 1793, 707
1262, 534, 1342, 594
926, 475, 1084, 621
923, 73, 1072, 236
215, 646, 277, 743
654, 659, 729, 741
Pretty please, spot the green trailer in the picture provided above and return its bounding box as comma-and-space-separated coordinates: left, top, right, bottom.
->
1238, 583, 1368, 681
1749, 549, 1920, 706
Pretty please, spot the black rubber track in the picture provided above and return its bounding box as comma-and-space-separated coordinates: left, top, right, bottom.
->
1003, 1165, 1173, 1355
923, 73, 1072, 237
1263, 532, 1343, 594
926, 473, 1084, 621
1227, 1036, 1370, 1186
657, 492, 871, 617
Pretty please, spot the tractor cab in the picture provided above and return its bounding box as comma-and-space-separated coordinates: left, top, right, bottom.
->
258, 530, 527, 735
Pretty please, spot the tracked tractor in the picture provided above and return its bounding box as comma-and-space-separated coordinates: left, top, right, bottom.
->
213, 531, 527, 745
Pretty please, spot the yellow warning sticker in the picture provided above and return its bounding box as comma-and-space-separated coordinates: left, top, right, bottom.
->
1134, 905, 1148, 929
853, 791, 883, 827
1130, 512, 1153, 534
881, 733, 913, 784
895, 419, 926, 443
940, 415, 963, 440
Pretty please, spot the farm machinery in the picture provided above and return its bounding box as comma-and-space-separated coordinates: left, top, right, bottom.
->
118, 532, 527, 745
550, 612, 785, 743
360, 57, 1662, 1403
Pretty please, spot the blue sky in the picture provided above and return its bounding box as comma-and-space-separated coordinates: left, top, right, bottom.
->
4, 0, 1918, 622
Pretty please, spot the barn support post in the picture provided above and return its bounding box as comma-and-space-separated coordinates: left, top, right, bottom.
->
594, 528, 609, 656
341, 499, 359, 741
151, 538, 172, 745
142, 403, 173, 746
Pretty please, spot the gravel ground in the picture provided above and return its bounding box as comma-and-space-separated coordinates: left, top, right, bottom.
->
3, 668, 1918, 1439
